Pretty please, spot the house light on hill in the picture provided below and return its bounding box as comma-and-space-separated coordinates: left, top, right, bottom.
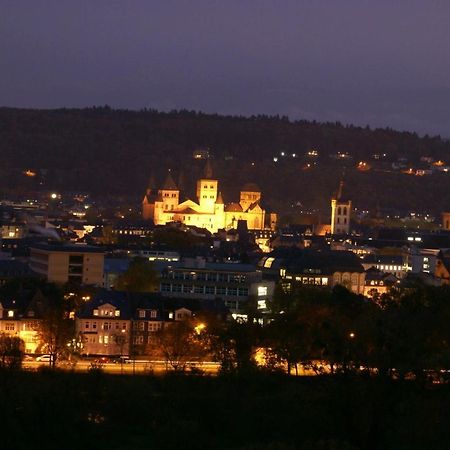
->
357, 161, 370, 171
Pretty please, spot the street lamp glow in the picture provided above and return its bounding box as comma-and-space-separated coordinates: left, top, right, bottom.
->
194, 323, 206, 334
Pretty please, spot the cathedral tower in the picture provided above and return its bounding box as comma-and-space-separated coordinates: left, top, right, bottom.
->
160, 171, 179, 212
196, 160, 218, 213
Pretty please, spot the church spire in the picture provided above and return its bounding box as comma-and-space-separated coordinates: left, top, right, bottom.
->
162, 170, 178, 190
216, 191, 224, 204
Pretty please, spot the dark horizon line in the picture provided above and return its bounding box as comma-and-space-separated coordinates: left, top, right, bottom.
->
0, 104, 446, 141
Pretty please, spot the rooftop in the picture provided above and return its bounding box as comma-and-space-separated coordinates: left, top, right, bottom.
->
30, 242, 105, 254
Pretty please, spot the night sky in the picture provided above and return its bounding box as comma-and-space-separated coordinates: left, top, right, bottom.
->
2, 1, 450, 136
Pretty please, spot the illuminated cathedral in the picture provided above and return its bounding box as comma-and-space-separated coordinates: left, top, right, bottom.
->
142, 162, 276, 233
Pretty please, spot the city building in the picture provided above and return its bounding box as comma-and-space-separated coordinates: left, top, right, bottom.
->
76, 291, 132, 356
363, 268, 399, 297
330, 180, 351, 235
0, 291, 45, 354
361, 254, 406, 278
260, 248, 366, 295
442, 212, 450, 230
435, 250, 450, 285
407, 248, 440, 274
76, 291, 213, 356
160, 257, 274, 317
29, 243, 104, 285
142, 163, 276, 232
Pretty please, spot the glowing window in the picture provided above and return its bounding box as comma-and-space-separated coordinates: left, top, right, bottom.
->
257, 286, 268, 297
257, 300, 267, 310
263, 257, 275, 268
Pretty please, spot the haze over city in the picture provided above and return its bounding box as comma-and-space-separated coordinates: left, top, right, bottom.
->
2, 0, 450, 135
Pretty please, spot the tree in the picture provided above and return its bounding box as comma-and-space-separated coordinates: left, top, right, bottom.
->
0, 334, 24, 370
36, 286, 75, 368
151, 320, 208, 372
115, 257, 159, 293
208, 319, 259, 375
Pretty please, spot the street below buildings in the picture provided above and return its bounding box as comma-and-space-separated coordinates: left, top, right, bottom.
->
23, 359, 220, 375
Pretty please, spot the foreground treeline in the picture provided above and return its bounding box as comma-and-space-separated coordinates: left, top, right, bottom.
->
1, 370, 450, 450
206, 283, 450, 381
2, 277, 450, 382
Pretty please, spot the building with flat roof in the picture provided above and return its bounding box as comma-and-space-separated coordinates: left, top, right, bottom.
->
29, 243, 104, 285
160, 257, 274, 316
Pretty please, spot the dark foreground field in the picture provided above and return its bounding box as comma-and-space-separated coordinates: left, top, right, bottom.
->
1, 370, 449, 450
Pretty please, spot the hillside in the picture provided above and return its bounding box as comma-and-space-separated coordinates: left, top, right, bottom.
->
1, 107, 449, 214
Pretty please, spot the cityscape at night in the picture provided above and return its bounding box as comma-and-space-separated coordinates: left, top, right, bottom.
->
1, 2, 450, 449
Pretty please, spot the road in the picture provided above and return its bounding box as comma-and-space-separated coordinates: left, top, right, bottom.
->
23, 359, 220, 375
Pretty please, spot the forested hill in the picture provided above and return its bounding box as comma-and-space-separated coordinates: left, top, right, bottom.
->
1, 107, 449, 214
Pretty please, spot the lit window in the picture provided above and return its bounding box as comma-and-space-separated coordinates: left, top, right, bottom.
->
257, 300, 267, 310
139, 310, 146, 318
257, 286, 267, 297
114, 310, 120, 317
263, 257, 275, 268
7, 310, 14, 318
93, 309, 99, 316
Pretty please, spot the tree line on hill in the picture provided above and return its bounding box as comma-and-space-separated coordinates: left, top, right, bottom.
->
1, 107, 450, 213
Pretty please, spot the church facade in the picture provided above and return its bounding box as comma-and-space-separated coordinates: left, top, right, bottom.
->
142, 165, 276, 233
330, 180, 351, 235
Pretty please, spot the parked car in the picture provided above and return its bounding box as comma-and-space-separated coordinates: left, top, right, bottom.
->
95, 356, 112, 364
36, 354, 53, 363
114, 356, 131, 364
